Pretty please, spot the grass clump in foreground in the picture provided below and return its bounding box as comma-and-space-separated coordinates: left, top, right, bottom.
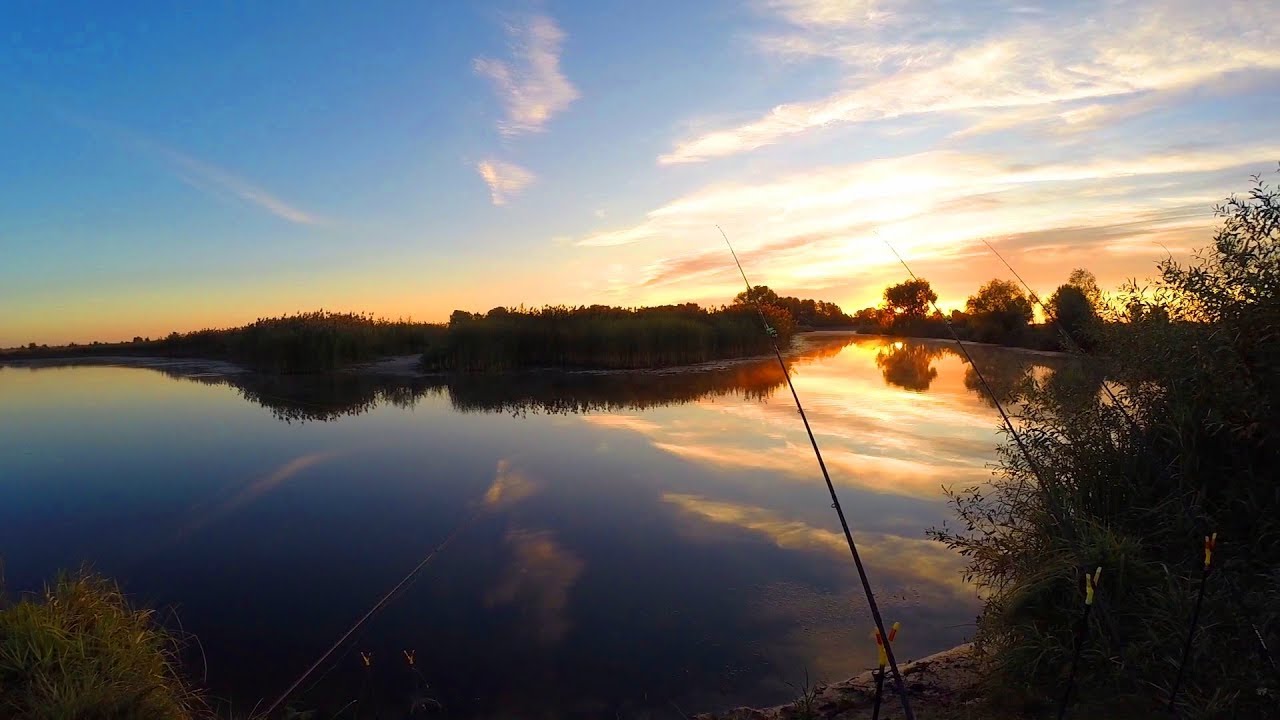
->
0, 570, 205, 720
931, 171, 1280, 718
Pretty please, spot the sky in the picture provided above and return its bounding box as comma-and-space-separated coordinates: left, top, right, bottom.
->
2, 0, 1278, 346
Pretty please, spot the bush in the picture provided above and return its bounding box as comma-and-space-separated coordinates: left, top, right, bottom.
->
0, 571, 205, 720
930, 171, 1280, 718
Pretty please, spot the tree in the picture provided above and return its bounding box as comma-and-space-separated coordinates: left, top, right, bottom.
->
965, 279, 1033, 344
1046, 286, 1094, 344
448, 310, 476, 326
883, 278, 936, 319
733, 285, 781, 307
1046, 268, 1102, 348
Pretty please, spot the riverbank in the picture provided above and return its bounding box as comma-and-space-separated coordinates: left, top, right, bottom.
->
697, 645, 997, 720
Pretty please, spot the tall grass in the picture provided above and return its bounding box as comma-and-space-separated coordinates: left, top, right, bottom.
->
421, 303, 795, 371
0, 570, 205, 720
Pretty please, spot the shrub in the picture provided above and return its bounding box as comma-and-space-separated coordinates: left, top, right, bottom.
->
930, 171, 1280, 718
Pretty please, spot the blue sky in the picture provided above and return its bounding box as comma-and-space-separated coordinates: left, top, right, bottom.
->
2, 0, 1278, 346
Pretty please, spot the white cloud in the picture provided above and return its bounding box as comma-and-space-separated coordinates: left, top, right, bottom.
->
661, 1, 1280, 164
476, 159, 535, 206
475, 15, 580, 136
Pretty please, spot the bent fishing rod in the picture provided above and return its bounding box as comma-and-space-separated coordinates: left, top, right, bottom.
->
719, 226, 917, 720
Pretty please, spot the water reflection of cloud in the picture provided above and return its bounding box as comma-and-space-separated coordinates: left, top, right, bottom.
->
661, 493, 971, 600
177, 449, 343, 539
483, 459, 540, 509
486, 529, 585, 646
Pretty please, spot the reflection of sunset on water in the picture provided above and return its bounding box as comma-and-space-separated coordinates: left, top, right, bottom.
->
582, 334, 1053, 500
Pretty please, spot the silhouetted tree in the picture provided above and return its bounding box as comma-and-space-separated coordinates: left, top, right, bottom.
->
883, 278, 937, 319
966, 279, 1033, 344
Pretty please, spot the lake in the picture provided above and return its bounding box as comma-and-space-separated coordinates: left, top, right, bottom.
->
0, 334, 1057, 718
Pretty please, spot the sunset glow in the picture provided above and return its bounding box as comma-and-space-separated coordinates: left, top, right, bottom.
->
2, 1, 1277, 346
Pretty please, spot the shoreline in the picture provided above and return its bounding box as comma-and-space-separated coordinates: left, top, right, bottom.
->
697, 645, 988, 720
0, 330, 1070, 381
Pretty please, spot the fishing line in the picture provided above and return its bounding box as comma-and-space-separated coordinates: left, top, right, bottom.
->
881, 238, 1061, 510
718, 226, 917, 720
257, 505, 483, 718
981, 239, 1141, 435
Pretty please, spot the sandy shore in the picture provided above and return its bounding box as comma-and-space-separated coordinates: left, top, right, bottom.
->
695, 645, 989, 720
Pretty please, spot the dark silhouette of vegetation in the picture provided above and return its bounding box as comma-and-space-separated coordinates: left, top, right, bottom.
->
732, 285, 853, 327
1046, 269, 1103, 349
930, 172, 1280, 718
0, 570, 206, 719
2, 312, 444, 373
883, 278, 937, 320
421, 302, 797, 372
964, 279, 1034, 345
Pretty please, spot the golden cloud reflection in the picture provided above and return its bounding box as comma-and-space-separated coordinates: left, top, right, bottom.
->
483, 459, 540, 509
486, 529, 585, 645
580, 336, 1045, 499
661, 493, 971, 600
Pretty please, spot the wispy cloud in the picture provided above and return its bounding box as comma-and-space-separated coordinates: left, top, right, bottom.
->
661, 1, 1280, 164
576, 145, 1275, 305
49, 107, 324, 225
156, 145, 324, 225
475, 15, 580, 136
476, 158, 535, 206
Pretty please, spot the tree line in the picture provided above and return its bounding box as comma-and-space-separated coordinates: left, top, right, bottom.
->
849, 267, 1104, 350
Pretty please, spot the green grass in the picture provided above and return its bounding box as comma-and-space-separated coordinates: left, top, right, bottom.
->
0, 570, 206, 720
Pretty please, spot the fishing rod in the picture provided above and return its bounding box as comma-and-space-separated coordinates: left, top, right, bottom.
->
257, 505, 483, 718
719, 226, 917, 720
984, 241, 1280, 686
880, 238, 1059, 505
980, 239, 1141, 435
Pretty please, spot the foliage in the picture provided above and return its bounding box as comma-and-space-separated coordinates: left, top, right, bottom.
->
965, 279, 1034, 345
1047, 269, 1102, 349
0, 570, 205, 720
883, 278, 937, 319
422, 303, 795, 371
930, 172, 1280, 718
734, 285, 853, 327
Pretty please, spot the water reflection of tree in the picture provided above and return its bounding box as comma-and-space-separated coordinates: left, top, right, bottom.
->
171, 334, 859, 423
874, 342, 944, 392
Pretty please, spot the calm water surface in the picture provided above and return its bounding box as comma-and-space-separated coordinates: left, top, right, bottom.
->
0, 334, 1057, 718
